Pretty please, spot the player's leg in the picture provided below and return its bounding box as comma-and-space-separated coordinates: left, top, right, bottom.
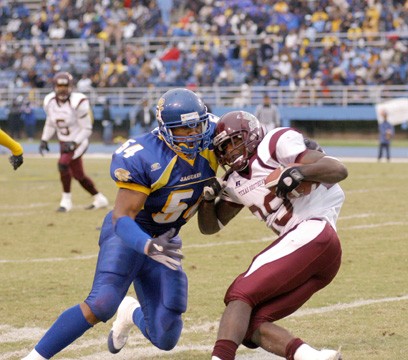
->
70, 157, 108, 209
108, 258, 188, 353
212, 220, 341, 360
247, 221, 341, 359
127, 234, 187, 350
135, 262, 188, 350
57, 152, 74, 212
378, 143, 384, 160
211, 300, 251, 360
23, 212, 139, 359
252, 322, 342, 360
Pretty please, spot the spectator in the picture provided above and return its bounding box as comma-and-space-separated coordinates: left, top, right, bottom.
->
157, 0, 173, 27
21, 100, 37, 141
101, 99, 114, 145
377, 110, 394, 162
76, 73, 94, 92
254, 93, 281, 131
133, 98, 155, 134
7, 97, 23, 139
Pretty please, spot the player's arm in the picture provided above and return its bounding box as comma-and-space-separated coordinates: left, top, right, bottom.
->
198, 198, 244, 235
41, 97, 57, 141
111, 188, 150, 253
0, 129, 24, 170
112, 187, 183, 270
73, 98, 93, 144
297, 150, 348, 184
0, 129, 23, 155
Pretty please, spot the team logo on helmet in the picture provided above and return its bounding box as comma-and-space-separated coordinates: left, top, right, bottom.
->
156, 97, 165, 122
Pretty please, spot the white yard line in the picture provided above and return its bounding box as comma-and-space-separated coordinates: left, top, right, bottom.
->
1, 295, 407, 360
1, 217, 406, 265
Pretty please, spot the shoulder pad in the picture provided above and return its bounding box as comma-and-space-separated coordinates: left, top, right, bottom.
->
70, 92, 89, 109
43, 92, 56, 107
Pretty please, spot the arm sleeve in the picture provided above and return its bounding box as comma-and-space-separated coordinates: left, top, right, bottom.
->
0, 129, 23, 155
114, 216, 151, 254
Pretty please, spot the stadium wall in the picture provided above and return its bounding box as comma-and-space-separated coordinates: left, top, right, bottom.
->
0, 105, 395, 139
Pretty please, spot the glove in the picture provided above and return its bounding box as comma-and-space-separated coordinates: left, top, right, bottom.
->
304, 138, 324, 153
276, 166, 305, 199
9, 154, 23, 170
61, 141, 77, 153
144, 228, 184, 270
203, 177, 226, 201
39, 140, 49, 156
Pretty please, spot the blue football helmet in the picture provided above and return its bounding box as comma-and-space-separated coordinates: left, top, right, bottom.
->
156, 88, 211, 158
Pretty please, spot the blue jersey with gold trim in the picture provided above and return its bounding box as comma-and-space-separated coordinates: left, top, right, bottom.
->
110, 125, 218, 236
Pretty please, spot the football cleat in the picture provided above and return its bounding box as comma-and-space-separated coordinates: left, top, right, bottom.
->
86, 193, 108, 210
107, 296, 140, 354
57, 193, 72, 212
319, 349, 342, 360
21, 348, 47, 359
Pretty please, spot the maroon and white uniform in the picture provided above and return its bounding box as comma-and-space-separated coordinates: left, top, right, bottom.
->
220, 127, 345, 347
41, 92, 93, 159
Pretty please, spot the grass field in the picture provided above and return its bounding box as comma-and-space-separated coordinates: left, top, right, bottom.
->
1, 155, 408, 360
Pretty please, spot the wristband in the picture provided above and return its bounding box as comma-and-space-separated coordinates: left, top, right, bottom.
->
114, 216, 151, 254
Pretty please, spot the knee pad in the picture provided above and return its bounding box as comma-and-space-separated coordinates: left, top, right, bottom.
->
162, 269, 188, 314
154, 316, 183, 351
86, 284, 122, 322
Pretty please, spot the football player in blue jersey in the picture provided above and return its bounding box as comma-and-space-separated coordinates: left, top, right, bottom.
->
22, 88, 219, 360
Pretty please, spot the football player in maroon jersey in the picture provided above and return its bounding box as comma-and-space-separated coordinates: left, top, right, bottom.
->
199, 110, 348, 360
39, 72, 108, 212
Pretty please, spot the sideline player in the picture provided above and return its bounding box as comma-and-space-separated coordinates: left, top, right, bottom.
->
0, 128, 24, 170
39, 72, 108, 212
198, 111, 348, 360
22, 88, 219, 359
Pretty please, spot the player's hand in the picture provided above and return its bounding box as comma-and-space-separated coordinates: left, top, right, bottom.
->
39, 140, 49, 156
9, 154, 23, 170
203, 177, 226, 201
144, 228, 183, 270
304, 138, 324, 153
276, 166, 304, 199
61, 141, 77, 153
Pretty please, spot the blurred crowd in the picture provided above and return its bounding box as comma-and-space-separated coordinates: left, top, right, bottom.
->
0, 0, 407, 92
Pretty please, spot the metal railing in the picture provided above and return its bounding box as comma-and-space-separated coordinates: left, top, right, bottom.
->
1, 85, 406, 109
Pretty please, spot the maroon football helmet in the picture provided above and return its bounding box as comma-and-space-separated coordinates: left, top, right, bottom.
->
213, 111, 264, 171
53, 72, 74, 102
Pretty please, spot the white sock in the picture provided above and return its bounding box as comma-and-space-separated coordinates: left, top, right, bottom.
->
21, 349, 47, 360
62, 192, 72, 200
211, 357, 222, 360
294, 344, 321, 360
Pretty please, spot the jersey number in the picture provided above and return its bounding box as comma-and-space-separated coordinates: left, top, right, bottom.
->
249, 192, 294, 234
56, 119, 70, 136
153, 189, 199, 223
115, 139, 143, 158
116, 139, 200, 224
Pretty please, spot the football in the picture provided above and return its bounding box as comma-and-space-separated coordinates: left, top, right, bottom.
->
264, 163, 320, 198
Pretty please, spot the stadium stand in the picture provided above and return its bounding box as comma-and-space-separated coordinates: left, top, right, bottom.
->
0, 0, 407, 133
